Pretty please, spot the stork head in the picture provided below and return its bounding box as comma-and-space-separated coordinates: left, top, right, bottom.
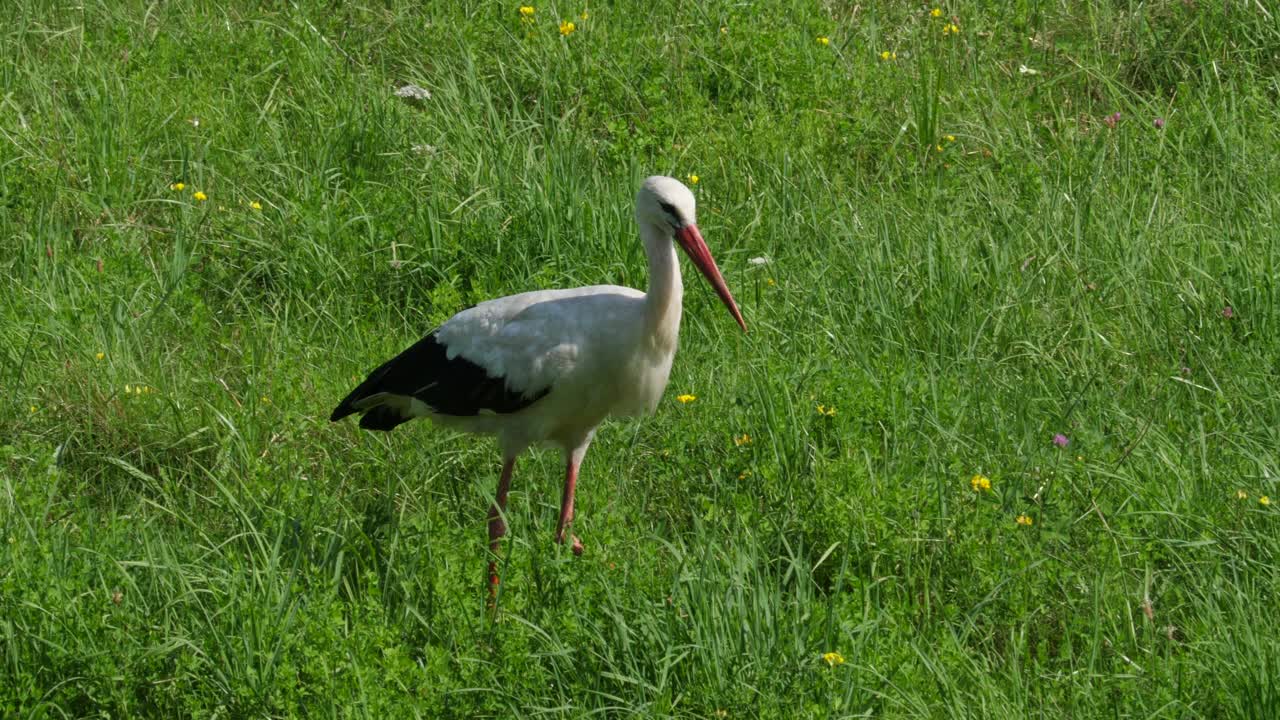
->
636, 176, 747, 333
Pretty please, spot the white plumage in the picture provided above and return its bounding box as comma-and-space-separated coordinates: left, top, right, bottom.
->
331, 176, 746, 599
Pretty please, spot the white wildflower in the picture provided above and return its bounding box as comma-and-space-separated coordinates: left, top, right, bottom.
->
395, 84, 432, 102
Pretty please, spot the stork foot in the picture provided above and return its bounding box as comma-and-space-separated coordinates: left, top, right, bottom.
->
554, 529, 584, 556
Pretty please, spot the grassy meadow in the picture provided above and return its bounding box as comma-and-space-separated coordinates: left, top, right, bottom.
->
3, 0, 1279, 716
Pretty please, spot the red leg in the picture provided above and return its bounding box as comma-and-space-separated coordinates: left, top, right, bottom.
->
554, 455, 584, 555
487, 458, 516, 602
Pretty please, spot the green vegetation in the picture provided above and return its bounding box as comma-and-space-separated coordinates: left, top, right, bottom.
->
3, 1, 1278, 716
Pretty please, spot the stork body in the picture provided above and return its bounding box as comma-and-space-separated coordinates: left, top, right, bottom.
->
330, 176, 746, 596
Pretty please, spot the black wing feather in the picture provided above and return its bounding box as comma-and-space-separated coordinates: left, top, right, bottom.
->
330, 332, 548, 431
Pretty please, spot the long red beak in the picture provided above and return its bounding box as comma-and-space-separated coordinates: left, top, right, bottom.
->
674, 224, 747, 333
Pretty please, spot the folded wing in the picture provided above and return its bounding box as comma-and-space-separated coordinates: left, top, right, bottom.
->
329, 288, 612, 432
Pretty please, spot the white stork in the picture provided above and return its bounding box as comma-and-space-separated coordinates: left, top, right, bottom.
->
330, 176, 746, 596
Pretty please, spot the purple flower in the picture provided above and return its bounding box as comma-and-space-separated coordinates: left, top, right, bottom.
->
1153, 117, 1165, 129
1222, 306, 1234, 319
1102, 112, 1120, 129
1053, 433, 1070, 448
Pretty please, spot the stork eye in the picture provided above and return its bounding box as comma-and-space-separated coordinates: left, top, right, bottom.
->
658, 200, 680, 226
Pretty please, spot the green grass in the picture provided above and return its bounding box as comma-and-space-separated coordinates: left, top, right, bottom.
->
3, 0, 1279, 716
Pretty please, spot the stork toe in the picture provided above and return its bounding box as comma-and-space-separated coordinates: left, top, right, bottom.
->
554, 528, 584, 555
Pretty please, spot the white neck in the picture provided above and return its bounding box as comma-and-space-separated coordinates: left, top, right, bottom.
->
640, 221, 682, 350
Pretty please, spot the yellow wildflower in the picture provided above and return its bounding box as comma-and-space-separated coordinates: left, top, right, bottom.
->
687, 174, 699, 185
170, 182, 185, 191
1016, 514, 1033, 526
95, 352, 105, 361
970, 474, 991, 492
816, 36, 829, 46
580, 10, 588, 20
1236, 489, 1249, 500
931, 8, 943, 17
822, 651, 845, 667
1262, 496, 1272, 506
816, 404, 836, 417
943, 23, 960, 35
519, 5, 534, 17
29, 405, 37, 413
945, 134, 956, 142
935, 144, 944, 153
880, 51, 893, 61
766, 278, 776, 286
738, 470, 752, 480
250, 201, 262, 210
676, 394, 697, 404
559, 20, 575, 36
261, 395, 271, 404
734, 434, 751, 446
193, 191, 207, 201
